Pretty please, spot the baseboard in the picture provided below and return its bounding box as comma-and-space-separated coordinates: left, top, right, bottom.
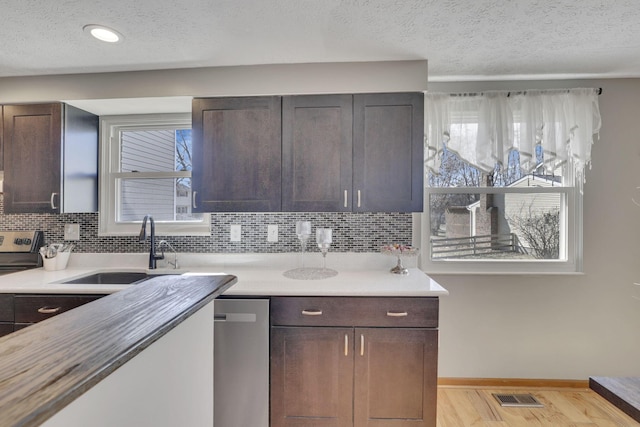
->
438, 377, 590, 389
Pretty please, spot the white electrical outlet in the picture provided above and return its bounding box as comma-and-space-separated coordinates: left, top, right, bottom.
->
230, 224, 242, 242
64, 223, 80, 241
267, 224, 278, 242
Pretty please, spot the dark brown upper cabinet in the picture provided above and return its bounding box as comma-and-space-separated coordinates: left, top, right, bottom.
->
2, 103, 98, 213
282, 95, 353, 211
353, 93, 424, 212
283, 92, 424, 213
192, 92, 423, 213
192, 96, 282, 212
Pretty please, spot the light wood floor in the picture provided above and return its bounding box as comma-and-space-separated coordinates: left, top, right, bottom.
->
437, 386, 640, 426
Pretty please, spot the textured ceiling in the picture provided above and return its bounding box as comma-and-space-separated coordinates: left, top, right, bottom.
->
2, 0, 640, 81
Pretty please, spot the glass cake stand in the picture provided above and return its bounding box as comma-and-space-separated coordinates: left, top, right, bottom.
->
381, 244, 419, 275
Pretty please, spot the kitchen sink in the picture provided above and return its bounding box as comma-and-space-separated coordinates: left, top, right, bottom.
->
61, 271, 177, 285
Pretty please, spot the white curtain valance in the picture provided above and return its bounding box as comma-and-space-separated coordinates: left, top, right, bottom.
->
425, 88, 602, 185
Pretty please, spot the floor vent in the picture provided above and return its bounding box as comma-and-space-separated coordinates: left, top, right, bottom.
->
493, 393, 544, 408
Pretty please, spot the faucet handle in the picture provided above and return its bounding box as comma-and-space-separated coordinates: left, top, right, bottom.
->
158, 240, 179, 269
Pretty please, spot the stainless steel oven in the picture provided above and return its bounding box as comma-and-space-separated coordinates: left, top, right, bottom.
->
0, 231, 44, 275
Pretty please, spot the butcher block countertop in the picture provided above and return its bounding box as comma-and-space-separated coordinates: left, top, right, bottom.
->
0, 274, 236, 427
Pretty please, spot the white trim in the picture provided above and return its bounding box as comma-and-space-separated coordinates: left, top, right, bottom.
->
427, 186, 569, 195
113, 171, 192, 179
98, 114, 211, 237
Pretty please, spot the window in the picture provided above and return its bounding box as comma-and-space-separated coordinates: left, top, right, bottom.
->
422, 146, 580, 274
421, 89, 600, 274
99, 114, 210, 236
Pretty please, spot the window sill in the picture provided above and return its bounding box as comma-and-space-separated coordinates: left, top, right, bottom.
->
423, 270, 585, 276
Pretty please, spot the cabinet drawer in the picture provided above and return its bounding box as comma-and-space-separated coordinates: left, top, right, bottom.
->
270, 297, 438, 328
14, 295, 104, 324
0, 294, 13, 322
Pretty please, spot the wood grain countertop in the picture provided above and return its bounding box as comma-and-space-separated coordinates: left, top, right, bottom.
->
0, 274, 237, 427
590, 376, 640, 423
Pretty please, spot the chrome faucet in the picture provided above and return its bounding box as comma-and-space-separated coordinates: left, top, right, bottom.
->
139, 215, 164, 269
158, 239, 179, 269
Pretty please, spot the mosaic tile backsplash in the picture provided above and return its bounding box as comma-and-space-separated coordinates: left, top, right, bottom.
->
0, 196, 412, 253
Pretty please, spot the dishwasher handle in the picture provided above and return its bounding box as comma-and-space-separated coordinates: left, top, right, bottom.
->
214, 313, 257, 323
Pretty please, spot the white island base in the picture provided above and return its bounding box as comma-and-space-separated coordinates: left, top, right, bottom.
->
42, 301, 215, 427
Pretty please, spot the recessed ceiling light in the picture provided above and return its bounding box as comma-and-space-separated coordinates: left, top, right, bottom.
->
83, 24, 122, 43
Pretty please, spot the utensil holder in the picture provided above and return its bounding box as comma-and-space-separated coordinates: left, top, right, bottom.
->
43, 251, 71, 271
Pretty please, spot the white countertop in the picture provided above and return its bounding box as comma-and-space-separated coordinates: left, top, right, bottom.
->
0, 253, 448, 297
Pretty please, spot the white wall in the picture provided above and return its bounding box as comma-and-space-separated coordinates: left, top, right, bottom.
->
429, 78, 640, 379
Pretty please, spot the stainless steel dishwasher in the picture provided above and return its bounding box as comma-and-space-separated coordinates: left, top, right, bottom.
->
214, 298, 269, 427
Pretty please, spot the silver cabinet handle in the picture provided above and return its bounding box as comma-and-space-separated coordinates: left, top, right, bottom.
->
357, 190, 361, 208
38, 306, 61, 314
344, 334, 349, 356
344, 190, 348, 208
386, 311, 409, 317
192, 191, 198, 209
50, 193, 59, 210
301, 309, 322, 316
360, 334, 365, 356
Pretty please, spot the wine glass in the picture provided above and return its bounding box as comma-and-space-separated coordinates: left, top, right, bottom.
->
295, 221, 311, 268
283, 225, 337, 280
316, 228, 332, 269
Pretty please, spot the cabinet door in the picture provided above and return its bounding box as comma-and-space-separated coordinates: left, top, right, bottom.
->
282, 95, 353, 211
192, 97, 282, 212
354, 328, 438, 427
3, 103, 62, 213
353, 93, 424, 212
62, 104, 99, 213
271, 327, 354, 427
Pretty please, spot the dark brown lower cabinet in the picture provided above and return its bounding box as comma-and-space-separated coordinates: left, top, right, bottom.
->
354, 328, 437, 426
14, 294, 105, 324
0, 294, 106, 337
271, 297, 439, 427
271, 327, 354, 426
